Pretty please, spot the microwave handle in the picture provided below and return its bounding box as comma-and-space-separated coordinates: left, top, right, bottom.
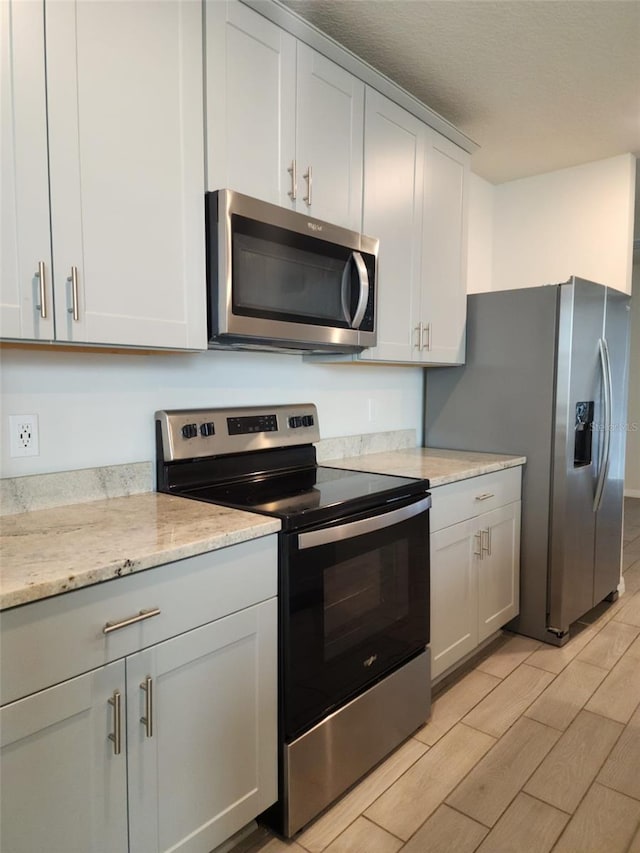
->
340, 257, 353, 326
351, 251, 369, 329
297, 495, 431, 550
341, 252, 370, 329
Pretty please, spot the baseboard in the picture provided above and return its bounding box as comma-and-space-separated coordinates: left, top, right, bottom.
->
625, 489, 640, 498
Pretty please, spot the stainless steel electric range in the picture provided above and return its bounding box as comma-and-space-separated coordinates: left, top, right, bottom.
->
155, 404, 431, 836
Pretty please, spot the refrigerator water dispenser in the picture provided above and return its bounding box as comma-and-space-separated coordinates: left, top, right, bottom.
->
574, 401, 594, 467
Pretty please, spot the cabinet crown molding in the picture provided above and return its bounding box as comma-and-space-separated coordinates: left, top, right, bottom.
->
241, 0, 478, 155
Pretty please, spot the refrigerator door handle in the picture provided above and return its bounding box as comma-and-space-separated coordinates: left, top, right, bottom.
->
593, 338, 612, 513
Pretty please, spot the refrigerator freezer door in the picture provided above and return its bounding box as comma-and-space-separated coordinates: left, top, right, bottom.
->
593, 289, 631, 604
548, 279, 606, 635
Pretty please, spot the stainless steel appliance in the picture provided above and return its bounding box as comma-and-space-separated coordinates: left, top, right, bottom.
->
205, 190, 378, 353
155, 404, 431, 836
425, 277, 631, 645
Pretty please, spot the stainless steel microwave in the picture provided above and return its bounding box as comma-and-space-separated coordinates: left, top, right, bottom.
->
205, 190, 378, 353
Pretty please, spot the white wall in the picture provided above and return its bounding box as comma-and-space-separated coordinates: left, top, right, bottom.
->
466, 172, 494, 294
0, 349, 424, 478
492, 153, 636, 294
625, 260, 640, 496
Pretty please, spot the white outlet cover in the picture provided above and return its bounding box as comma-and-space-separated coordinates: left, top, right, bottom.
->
9, 414, 39, 458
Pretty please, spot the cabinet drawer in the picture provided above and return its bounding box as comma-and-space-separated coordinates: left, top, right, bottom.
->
430, 467, 522, 532
1, 535, 277, 705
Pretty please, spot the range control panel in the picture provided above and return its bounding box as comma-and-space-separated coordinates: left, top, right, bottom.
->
156, 404, 319, 461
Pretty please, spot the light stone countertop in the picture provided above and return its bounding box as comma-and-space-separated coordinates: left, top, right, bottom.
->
0, 446, 525, 611
327, 447, 526, 487
0, 493, 280, 610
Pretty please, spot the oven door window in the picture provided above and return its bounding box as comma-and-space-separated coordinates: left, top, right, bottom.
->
283, 497, 429, 740
323, 543, 409, 662
231, 215, 375, 331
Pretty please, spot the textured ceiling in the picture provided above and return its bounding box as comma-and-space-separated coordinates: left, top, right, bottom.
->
281, 0, 640, 185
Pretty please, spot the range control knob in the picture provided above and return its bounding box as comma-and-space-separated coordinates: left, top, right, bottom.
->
289, 416, 302, 429
200, 422, 215, 437
302, 415, 314, 427
181, 423, 198, 439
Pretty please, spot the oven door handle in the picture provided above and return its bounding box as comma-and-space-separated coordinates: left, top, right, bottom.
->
297, 495, 431, 550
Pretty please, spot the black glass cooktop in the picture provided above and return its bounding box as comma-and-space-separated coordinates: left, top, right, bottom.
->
178, 465, 429, 530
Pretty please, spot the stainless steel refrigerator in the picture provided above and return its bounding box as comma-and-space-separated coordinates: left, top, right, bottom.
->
424, 277, 631, 645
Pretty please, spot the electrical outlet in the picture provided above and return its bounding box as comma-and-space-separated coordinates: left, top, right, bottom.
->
9, 414, 40, 458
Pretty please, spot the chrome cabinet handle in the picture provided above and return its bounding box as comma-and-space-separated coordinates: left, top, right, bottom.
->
474, 531, 483, 558
103, 608, 161, 634
67, 266, 79, 321
415, 322, 424, 350
35, 261, 47, 319
303, 165, 312, 206
288, 160, 297, 200
108, 690, 122, 755
140, 676, 153, 738
422, 322, 431, 351
481, 528, 491, 556
475, 492, 495, 502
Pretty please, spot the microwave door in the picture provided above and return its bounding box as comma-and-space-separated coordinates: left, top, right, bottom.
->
341, 252, 370, 329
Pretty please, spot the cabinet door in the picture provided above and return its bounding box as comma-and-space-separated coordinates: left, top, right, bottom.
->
430, 518, 478, 679
295, 44, 364, 231
127, 598, 277, 853
420, 131, 469, 364
0, 661, 127, 853
477, 502, 521, 642
1, 0, 54, 340
205, 0, 296, 206
361, 88, 425, 362
45, 0, 206, 349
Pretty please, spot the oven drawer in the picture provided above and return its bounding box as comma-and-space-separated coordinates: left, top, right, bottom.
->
1, 535, 277, 704
430, 467, 522, 532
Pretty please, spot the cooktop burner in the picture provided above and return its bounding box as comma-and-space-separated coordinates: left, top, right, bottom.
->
155, 404, 429, 530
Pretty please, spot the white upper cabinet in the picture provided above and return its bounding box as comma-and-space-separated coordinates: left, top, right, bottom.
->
421, 131, 469, 364
361, 88, 425, 362
206, 0, 296, 207
47, 0, 206, 349
295, 44, 364, 231
357, 88, 469, 365
206, 0, 364, 231
1, 0, 54, 341
1, 0, 207, 350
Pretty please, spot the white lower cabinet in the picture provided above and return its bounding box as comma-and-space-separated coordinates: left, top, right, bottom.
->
127, 601, 277, 853
477, 502, 522, 643
0, 538, 278, 853
0, 662, 128, 853
431, 518, 479, 677
430, 468, 522, 680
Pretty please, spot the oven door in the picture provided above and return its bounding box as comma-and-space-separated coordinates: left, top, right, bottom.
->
282, 493, 430, 741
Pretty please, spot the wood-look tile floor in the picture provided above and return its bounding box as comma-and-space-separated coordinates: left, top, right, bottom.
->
239, 498, 640, 853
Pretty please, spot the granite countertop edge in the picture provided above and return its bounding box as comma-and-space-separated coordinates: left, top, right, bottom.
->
0, 493, 280, 611
327, 447, 527, 487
